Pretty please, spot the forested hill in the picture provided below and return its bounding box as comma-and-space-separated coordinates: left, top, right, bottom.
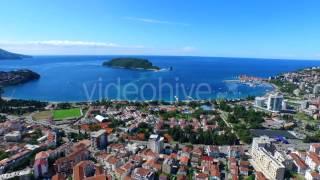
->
0, 48, 31, 60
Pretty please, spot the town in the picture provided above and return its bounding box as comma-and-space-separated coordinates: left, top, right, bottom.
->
1, 67, 320, 180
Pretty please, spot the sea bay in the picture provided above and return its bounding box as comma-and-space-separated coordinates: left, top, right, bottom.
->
1, 56, 320, 102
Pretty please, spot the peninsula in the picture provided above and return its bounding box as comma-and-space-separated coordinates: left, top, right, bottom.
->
103, 58, 160, 70
0, 48, 31, 60
0, 69, 40, 86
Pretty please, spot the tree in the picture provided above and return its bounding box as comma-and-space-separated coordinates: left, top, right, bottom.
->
57, 102, 72, 109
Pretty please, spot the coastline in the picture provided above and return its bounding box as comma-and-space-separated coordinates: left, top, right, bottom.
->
1, 83, 275, 104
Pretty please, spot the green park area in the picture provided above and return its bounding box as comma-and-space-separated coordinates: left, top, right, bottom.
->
53, 108, 82, 121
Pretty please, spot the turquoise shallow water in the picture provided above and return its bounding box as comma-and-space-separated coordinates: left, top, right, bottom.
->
1, 56, 319, 102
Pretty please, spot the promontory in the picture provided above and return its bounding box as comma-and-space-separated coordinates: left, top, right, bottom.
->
103, 58, 160, 70
0, 69, 40, 86
0, 48, 32, 60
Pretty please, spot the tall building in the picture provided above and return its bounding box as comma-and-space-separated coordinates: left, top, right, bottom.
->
148, 134, 164, 154
313, 84, 320, 95
34, 151, 49, 178
250, 136, 285, 180
282, 100, 287, 110
255, 97, 266, 108
90, 129, 108, 150
267, 93, 284, 112
301, 101, 309, 110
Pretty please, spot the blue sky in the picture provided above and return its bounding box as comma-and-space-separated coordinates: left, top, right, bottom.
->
0, 0, 320, 59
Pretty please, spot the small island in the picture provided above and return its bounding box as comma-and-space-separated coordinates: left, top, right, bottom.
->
0, 69, 40, 86
0, 48, 32, 60
103, 58, 160, 71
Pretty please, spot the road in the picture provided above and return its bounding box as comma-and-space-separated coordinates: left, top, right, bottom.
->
218, 110, 240, 140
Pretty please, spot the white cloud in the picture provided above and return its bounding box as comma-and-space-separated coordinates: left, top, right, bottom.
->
124, 17, 190, 26
181, 46, 196, 52
0, 40, 196, 56
0, 40, 120, 48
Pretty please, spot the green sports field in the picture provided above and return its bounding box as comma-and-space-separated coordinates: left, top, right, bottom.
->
53, 108, 82, 121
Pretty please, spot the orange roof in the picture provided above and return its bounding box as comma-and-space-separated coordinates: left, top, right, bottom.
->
163, 134, 173, 142
137, 133, 145, 140
95, 165, 104, 175
106, 155, 118, 165
196, 173, 208, 179
210, 164, 220, 177
115, 168, 126, 176
120, 162, 134, 171
35, 151, 49, 160
256, 171, 267, 180
52, 173, 66, 180
232, 175, 239, 180
85, 175, 111, 180
290, 153, 308, 169
134, 168, 151, 177
123, 176, 133, 180
239, 161, 250, 167
177, 175, 187, 180
180, 156, 189, 164
104, 128, 113, 134
80, 124, 90, 131
311, 143, 320, 149
308, 152, 320, 165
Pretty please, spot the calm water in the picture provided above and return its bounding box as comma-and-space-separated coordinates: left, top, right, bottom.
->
1, 56, 320, 102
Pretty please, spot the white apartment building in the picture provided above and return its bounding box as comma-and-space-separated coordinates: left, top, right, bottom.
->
148, 134, 164, 154
250, 136, 285, 180
267, 93, 284, 112
255, 97, 266, 108
90, 129, 108, 151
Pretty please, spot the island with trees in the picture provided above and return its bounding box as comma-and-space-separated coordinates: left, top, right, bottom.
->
0, 48, 31, 60
0, 69, 40, 86
102, 58, 160, 71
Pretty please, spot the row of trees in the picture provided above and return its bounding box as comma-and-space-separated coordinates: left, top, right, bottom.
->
159, 108, 215, 121
168, 125, 238, 145
0, 97, 47, 115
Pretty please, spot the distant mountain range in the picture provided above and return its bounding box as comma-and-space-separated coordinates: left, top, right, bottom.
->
0, 48, 31, 60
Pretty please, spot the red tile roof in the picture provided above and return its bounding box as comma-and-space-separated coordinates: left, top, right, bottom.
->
180, 156, 189, 164
290, 153, 308, 169
210, 164, 220, 177
308, 152, 320, 165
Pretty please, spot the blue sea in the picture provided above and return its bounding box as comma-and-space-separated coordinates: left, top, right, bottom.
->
1, 56, 320, 102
